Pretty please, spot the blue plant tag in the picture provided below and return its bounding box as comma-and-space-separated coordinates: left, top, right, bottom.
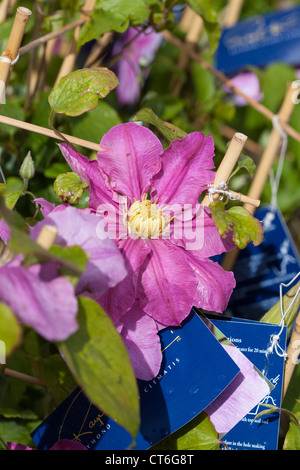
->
208, 314, 287, 450
225, 206, 300, 321
216, 7, 300, 75
31, 311, 241, 450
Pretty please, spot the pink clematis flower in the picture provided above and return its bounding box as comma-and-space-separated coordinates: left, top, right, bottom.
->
59, 123, 236, 380
225, 71, 263, 107
7, 439, 87, 450
0, 205, 127, 342
112, 27, 162, 106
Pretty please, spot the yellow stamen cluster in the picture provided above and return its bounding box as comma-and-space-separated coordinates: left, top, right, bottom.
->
124, 194, 171, 239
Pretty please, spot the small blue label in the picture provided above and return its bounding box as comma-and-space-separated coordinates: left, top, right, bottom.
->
216, 7, 300, 75
209, 315, 286, 450
31, 312, 240, 450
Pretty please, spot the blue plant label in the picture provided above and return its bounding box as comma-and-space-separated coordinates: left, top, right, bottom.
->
31, 311, 241, 450
31, 309, 275, 450
226, 206, 300, 321
216, 7, 300, 75
208, 314, 287, 450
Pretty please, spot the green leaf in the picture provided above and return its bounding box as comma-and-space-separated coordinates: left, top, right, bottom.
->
58, 296, 140, 440
283, 419, 300, 450
78, 0, 153, 48
209, 200, 264, 249
0, 196, 85, 278
229, 153, 256, 181
0, 419, 38, 448
176, 413, 219, 450
187, 0, 221, 54
71, 101, 122, 143
33, 354, 77, 407
53, 172, 89, 204
48, 67, 119, 116
3, 190, 23, 210
133, 107, 187, 141
0, 302, 22, 359
152, 413, 219, 450
260, 281, 300, 335
0, 406, 38, 420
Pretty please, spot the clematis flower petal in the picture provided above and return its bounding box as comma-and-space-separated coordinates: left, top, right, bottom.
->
0, 219, 10, 244
31, 204, 127, 298
151, 132, 215, 206
184, 252, 236, 313
112, 27, 162, 106
118, 302, 162, 381
225, 72, 263, 107
205, 343, 271, 436
7, 443, 35, 450
114, 55, 141, 107
7, 440, 87, 450
59, 143, 115, 210
50, 440, 87, 450
99, 237, 151, 324
138, 240, 198, 326
98, 123, 162, 201
0, 265, 78, 341
33, 198, 56, 217
171, 206, 235, 256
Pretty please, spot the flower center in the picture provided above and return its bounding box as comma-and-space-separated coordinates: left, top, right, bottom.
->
124, 194, 170, 239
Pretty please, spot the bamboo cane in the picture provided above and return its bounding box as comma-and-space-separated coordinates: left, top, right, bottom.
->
54, 0, 96, 85
222, 0, 244, 28
0, 7, 31, 84
0, 0, 10, 24
19, 17, 88, 56
0, 114, 101, 152
0, 7, 32, 112
0, 57, 10, 105
202, 132, 248, 206
221, 83, 296, 271
171, 6, 203, 96
36, 224, 59, 250
220, 124, 262, 157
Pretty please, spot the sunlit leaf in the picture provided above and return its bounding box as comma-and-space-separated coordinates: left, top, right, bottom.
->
48, 67, 119, 116
283, 412, 300, 450
133, 107, 187, 141
0, 302, 22, 359
152, 412, 219, 450
229, 153, 256, 180
53, 172, 89, 204
78, 0, 154, 48
209, 200, 263, 249
260, 281, 300, 335
33, 354, 77, 406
